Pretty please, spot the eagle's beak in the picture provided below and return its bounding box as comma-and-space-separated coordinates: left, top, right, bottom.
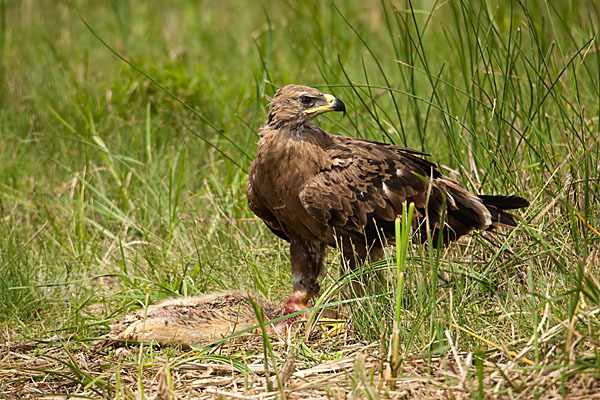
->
304, 93, 346, 115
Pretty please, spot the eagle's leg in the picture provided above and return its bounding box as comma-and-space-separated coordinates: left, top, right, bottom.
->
340, 240, 386, 299
284, 238, 326, 316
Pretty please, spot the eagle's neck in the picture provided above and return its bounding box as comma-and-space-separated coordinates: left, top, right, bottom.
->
263, 119, 307, 135
255, 123, 330, 176
261, 122, 328, 143
287, 125, 308, 138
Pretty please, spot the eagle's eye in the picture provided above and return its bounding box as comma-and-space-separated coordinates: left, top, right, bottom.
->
300, 95, 313, 105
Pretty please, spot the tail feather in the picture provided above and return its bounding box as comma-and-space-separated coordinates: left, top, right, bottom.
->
478, 195, 529, 210
478, 195, 529, 228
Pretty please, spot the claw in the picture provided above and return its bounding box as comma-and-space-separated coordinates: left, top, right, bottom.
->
319, 317, 346, 339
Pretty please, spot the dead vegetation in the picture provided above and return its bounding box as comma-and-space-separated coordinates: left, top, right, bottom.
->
2, 308, 599, 400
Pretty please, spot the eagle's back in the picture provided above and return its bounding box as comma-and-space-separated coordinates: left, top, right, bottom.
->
249, 124, 526, 248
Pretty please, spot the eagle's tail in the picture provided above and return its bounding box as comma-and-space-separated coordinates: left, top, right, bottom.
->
478, 195, 529, 228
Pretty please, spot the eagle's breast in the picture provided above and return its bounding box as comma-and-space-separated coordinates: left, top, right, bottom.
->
249, 129, 333, 240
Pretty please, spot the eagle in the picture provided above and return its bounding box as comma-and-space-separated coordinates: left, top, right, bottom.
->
247, 84, 528, 315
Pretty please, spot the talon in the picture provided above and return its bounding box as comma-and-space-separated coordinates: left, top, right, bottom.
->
319, 317, 346, 339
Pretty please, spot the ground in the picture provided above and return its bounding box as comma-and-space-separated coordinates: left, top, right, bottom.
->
3, 329, 600, 399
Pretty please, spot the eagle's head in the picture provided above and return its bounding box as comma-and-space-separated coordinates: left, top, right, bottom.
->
266, 85, 346, 129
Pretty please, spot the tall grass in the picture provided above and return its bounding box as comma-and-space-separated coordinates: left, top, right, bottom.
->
0, 0, 598, 396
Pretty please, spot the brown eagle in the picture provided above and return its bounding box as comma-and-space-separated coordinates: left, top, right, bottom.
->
247, 85, 528, 315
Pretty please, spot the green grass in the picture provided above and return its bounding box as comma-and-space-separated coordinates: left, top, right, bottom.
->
1, 0, 599, 397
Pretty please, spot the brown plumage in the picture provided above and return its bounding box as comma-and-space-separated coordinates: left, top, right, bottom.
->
108, 291, 282, 347
247, 84, 529, 313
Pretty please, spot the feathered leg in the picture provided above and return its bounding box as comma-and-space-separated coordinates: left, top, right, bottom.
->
284, 238, 327, 315
340, 239, 386, 299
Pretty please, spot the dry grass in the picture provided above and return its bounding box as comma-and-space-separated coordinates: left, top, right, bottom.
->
2, 305, 600, 400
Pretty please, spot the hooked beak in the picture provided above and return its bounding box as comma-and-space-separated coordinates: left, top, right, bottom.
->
304, 93, 346, 116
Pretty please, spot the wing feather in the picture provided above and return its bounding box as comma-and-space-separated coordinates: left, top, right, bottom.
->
299, 138, 438, 244
298, 136, 495, 245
